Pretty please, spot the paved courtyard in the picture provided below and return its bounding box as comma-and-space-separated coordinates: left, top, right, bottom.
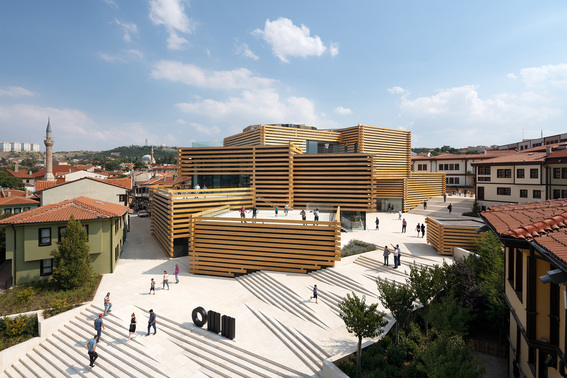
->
1, 194, 505, 377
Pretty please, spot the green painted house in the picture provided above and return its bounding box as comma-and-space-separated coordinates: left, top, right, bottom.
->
0, 196, 129, 285
0, 194, 39, 216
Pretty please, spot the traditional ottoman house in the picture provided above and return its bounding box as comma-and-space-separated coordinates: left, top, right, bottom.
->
481, 199, 567, 378
0, 197, 129, 285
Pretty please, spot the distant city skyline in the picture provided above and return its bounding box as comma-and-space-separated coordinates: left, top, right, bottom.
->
2, 1, 567, 151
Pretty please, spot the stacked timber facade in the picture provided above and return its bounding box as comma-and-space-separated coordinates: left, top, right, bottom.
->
153, 123, 444, 275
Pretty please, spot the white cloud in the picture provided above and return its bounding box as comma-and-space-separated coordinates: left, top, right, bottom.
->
182, 121, 221, 136
125, 49, 144, 60
235, 42, 259, 60
97, 52, 127, 63
507, 73, 517, 80
175, 88, 320, 126
395, 85, 560, 124
149, 0, 193, 50
519, 63, 567, 88
114, 18, 138, 42
0, 86, 37, 97
151, 61, 275, 89
253, 18, 331, 62
102, 0, 117, 7
334, 106, 352, 115
388, 86, 406, 95
329, 42, 339, 57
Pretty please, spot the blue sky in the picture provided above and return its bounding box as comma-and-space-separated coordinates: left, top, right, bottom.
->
2, 1, 567, 151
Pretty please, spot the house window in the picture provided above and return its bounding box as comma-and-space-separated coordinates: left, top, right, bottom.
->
115, 220, 119, 234
454, 177, 460, 185
13, 208, 21, 214
83, 225, 89, 241
478, 166, 490, 175
40, 259, 53, 276
449, 164, 454, 170
4, 208, 11, 214
497, 187, 511, 196
533, 190, 541, 199
562, 167, 567, 179
455, 164, 460, 170
119, 194, 126, 202
554, 189, 561, 199
39, 228, 51, 246
477, 186, 485, 200
58, 226, 66, 243
554, 168, 561, 179
520, 189, 528, 198
497, 169, 511, 178
23, 207, 30, 211
530, 168, 538, 179
515, 249, 523, 300
563, 190, 567, 198
477, 177, 491, 181
517, 169, 525, 179
507, 248, 514, 282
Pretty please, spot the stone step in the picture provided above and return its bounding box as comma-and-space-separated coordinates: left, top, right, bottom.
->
245, 307, 320, 376
308, 268, 376, 298
136, 306, 309, 378
1, 367, 19, 378
309, 287, 342, 315
45, 336, 101, 377
8, 361, 34, 378
34, 344, 76, 377
26, 351, 59, 378
18, 354, 50, 378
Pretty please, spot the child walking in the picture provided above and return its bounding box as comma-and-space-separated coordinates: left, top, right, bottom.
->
149, 278, 155, 295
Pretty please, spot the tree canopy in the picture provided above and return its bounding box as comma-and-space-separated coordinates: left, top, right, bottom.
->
0, 170, 24, 190
376, 278, 416, 344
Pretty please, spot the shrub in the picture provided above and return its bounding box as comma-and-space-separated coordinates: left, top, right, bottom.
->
400, 322, 426, 359
385, 344, 406, 367
335, 359, 357, 377
16, 286, 35, 303
342, 239, 378, 257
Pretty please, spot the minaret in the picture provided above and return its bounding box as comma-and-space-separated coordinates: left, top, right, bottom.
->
150, 145, 155, 164
44, 118, 55, 181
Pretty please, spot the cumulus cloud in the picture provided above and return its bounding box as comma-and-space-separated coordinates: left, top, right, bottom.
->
253, 17, 333, 62
149, 0, 193, 50
334, 106, 352, 115
394, 85, 561, 124
0, 86, 37, 97
518, 63, 567, 88
151, 61, 275, 89
97, 49, 143, 63
387, 86, 406, 95
175, 88, 320, 126
176, 120, 221, 135
235, 42, 259, 60
114, 18, 138, 42
329, 42, 339, 57
507, 73, 518, 80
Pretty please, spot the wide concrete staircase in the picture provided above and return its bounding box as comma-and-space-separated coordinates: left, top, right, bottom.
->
307, 268, 376, 298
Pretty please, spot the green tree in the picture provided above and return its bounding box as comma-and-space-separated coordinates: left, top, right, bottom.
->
426, 294, 472, 336
338, 292, 387, 377
0, 170, 24, 190
407, 264, 444, 338
51, 216, 93, 290
376, 278, 416, 344
417, 332, 485, 378
471, 232, 506, 333
104, 160, 121, 171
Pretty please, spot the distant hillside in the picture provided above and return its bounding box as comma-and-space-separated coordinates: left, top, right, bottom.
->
57, 146, 178, 164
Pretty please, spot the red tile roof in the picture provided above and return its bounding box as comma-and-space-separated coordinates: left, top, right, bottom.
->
1, 190, 27, 198
471, 152, 546, 166
35, 181, 60, 191
481, 199, 567, 265
0, 196, 39, 206
35, 177, 131, 193
545, 148, 567, 163
96, 177, 132, 190
5, 169, 34, 179
520, 141, 567, 153
0, 196, 128, 225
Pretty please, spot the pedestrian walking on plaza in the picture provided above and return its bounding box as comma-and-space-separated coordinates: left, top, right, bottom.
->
174, 264, 179, 284
284, 204, 289, 216
423, 201, 427, 210
401, 218, 407, 233
421, 223, 426, 238
146, 309, 157, 335
149, 278, 155, 294
87, 334, 98, 367
163, 271, 169, 290
448, 203, 453, 214
300, 209, 307, 224
94, 314, 104, 343
354, 142, 358, 153
398, 210, 402, 220
344, 142, 348, 153
310, 285, 318, 303
324, 142, 329, 153
314, 208, 319, 221
274, 205, 278, 217
375, 217, 379, 230
240, 205, 247, 223
128, 313, 137, 340
443, 193, 447, 202
416, 223, 421, 237
383, 246, 390, 266
103, 292, 112, 316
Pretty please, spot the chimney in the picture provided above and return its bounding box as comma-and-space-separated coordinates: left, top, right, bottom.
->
14, 162, 19, 172
546, 147, 552, 156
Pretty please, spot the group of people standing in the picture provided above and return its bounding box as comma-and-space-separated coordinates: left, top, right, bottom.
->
382, 244, 402, 268
415, 223, 426, 238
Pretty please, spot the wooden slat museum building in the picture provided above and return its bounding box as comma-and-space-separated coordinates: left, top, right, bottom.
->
151, 123, 445, 275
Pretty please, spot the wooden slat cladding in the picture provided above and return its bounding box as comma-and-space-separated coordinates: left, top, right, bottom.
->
151, 188, 253, 256
223, 127, 262, 147
405, 172, 446, 212
189, 214, 341, 277
374, 179, 405, 199
361, 125, 411, 178
425, 217, 482, 255
293, 154, 374, 211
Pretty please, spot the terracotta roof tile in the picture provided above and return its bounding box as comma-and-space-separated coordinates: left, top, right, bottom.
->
1, 190, 27, 198
5, 169, 34, 179
520, 141, 567, 153
0, 196, 39, 206
0, 196, 128, 225
471, 152, 546, 166
35, 181, 59, 191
